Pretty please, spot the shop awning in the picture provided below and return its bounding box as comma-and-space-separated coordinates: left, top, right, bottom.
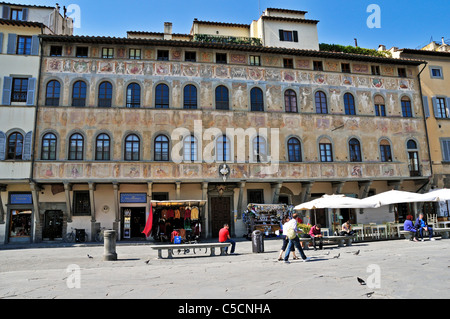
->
151, 200, 207, 207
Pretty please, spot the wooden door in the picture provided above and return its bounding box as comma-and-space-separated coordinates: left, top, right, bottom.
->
210, 197, 231, 238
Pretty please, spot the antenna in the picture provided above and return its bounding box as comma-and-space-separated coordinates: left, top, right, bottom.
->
258, 0, 261, 16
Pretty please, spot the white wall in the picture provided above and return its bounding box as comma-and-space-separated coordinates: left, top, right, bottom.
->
263, 20, 319, 50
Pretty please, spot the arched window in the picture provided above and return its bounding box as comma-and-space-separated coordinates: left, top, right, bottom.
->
252, 136, 267, 163
154, 135, 169, 161
319, 137, 333, 162
41, 133, 57, 160
183, 135, 198, 161
401, 96, 413, 118
344, 93, 356, 115
124, 134, 140, 161
380, 139, 392, 162
285, 89, 297, 113
215, 86, 229, 110
349, 138, 362, 162
216, 135, 230, 162
72, 80, 87, 107
287, 137, 302, 162
183, 85, 197, 109
407, 139, 420, 176
374, 95, 386, 117
315, 91, 328, 114
155, 83, 169, 109
98, 81, 112, 107
95, 133, 110, 161
7, 132, 23, 160
45, 80, 61, 106
250, 87, 264, 111
68, 133, 84, 160
126, 83, 140, 108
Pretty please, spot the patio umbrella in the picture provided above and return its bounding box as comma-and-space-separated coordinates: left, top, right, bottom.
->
294, 194, 378, 210
425, 189, 450, 202
360, 190, 439, 208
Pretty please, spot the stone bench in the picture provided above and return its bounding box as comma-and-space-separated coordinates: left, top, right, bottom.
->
400, 230, 414, 240
433, 228, 450, 239
323, 235, 355, 247
150, 243, 231, 259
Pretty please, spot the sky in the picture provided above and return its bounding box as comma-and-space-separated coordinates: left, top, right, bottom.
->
19, 0, 450, 50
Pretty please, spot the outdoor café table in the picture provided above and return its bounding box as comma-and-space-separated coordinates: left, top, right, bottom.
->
438, 221, 450, 228
392, 223, 404, 238
374, 224, 388, 239
352, 225, 364, 240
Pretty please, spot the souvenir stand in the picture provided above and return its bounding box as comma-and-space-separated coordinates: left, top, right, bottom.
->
150, 200, 206, 243
243, 203, 294, 239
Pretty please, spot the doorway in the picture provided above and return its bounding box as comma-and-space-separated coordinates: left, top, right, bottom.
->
43, 210, 63, 240
122, 207, 146, 240
210, 197, 231, 238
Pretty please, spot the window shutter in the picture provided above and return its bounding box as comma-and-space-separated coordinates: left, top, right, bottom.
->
22, 131, 33, 161
279, 29, 284, 41
0, 33, 3, 54
31, 35, 39, 56
21, 8, 28, 21
7, 33, 17, 54
2, 6, 10, 19
422, 96, 430, 118
446, 98, 450, 118
2, 76, 12, 105
432, 97, 440, 118
26, 77, 36, 106
443, 140, 450, 162
293, 31, 298, 42
0, 131, 6, 160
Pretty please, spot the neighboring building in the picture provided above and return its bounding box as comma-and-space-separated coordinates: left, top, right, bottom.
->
0, 2, 72, 244
391, 39, 450, 216
30, 7, 431, 244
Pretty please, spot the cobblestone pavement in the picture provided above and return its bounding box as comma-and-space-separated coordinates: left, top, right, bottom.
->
0, 238, 449, 299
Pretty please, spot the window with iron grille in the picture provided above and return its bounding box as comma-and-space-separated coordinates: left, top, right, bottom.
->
11, 78, 28, 102
73, 191, 90, 216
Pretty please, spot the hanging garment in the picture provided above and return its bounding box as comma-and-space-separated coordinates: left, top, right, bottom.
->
184, 209, 191, 220
179, 228, 186, 239
167, 208, 175, 219
174, 208, 181, 219
161, 208, 168, 219
191, 206, 199, 220
184, 218, 192, 230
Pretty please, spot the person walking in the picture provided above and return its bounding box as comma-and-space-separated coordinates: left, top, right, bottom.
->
404, 215, 419, 242
309, 224, 323, 251
415, 213, 435, 241
284, 213, 311, 263
219, 224, 236, 254
277, 216, 298, 261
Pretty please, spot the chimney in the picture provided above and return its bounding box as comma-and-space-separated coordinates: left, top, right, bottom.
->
378, 44, 386, 51
55, 3, 60, 12
164, 22, 173, 40
443, 37, 446, 45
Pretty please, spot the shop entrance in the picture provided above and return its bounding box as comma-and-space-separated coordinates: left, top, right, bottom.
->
122, 207, 146, 240
210, 197, 231, 238
43, 210, 63, 240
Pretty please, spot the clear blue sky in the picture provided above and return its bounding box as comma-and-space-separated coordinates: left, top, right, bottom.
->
22, 0, 449, 50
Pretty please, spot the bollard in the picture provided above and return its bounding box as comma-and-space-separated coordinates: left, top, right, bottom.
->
103, 230, 117, 261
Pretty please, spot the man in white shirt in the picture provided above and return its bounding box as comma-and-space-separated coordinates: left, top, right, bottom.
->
284, 213, 311, 263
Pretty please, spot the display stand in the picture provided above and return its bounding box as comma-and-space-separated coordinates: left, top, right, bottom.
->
243, 204, 294, 239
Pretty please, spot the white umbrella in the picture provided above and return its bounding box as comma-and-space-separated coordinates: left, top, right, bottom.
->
294, 194, 378, 210
425, 189, 450, 202
360, 190, 439, 208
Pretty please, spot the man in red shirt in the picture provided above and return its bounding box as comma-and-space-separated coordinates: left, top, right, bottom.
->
219, 224, 235, 254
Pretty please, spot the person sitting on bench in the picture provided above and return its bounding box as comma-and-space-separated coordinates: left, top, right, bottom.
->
309, 224, 323, 250
415, 213, 435, 242
219, 224, 236, 254
404, 215, 419, 242
339, 221, 356, 236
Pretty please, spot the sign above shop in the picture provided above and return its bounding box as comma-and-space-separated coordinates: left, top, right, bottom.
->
9, 193, 33, 205
120, 193, 147, 204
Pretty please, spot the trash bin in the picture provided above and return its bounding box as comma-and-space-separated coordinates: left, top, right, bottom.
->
76, 229, 86, 243
252, 230, 264, 253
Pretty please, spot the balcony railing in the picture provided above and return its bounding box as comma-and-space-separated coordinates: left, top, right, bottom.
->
193, 34, 262, 46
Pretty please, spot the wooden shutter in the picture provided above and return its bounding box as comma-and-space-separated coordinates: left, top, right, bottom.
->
431, 97, 440, 118
26, 77, 36, 106
2, 76, 12, 106
446, 98, 450, 118
293, 31, 298, 42
7, 33, 17, 54
422, 96, 430, 118
442, 139, 450, 162
21, 8, 28, 21
0, 131, 6, 160
0, 33, 3, 54
2, 6, 10, 19
279, 29, 284, 41
23, 131, 33, 161
31, 35, 39, 56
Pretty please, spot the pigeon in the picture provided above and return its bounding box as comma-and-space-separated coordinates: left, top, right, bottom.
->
333, 253, 340, 259
353, 250, 360, 256
87, 254, 93, 259
357, 277, 366, 285
364, 292, 374, 298
145, 259, 150, 264
325, 251, 330, 255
